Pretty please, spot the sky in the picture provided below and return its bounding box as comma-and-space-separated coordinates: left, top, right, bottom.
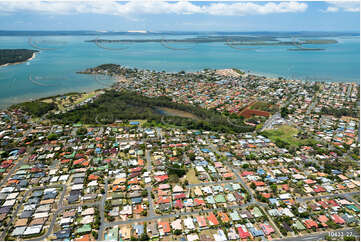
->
0, 0, 359, 32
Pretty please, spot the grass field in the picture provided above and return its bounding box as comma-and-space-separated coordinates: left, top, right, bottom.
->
262, 125, 312, 148
42, 91, 100, 111
182, 168, 201, 184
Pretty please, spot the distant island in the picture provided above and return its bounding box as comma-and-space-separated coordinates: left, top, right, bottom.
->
85, 36, 338, 44
86, 36, 337, 51
0, 49, 38, 67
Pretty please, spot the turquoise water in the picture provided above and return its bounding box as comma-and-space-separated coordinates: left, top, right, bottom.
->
0, 34, 359, 108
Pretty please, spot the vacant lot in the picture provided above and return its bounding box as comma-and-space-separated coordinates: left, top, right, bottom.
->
262, 125, 304, 147
182, 168, 201, 185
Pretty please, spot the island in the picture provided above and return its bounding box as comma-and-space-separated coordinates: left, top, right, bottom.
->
0, 49, 38, 67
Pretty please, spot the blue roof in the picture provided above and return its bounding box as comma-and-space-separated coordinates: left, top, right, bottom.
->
249, 228, 264, 237
332, 170, 342, 175
195, 160, 208, 166
225, 152, 233, 157
132, 224, 144, 235
257, 169, 265, 175
129, 121, 139, 125
269, 198, 278, 204
201, 148, 210, 153
9, 150, 19, 155
278, 176, 288, 181
131, 197, 142, 204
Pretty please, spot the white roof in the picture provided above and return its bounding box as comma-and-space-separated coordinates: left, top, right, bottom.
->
81, 207, 95, 216
71, 184, 84, 190
171, 219, 182, 230
11, 226, 26, 236
88, 180, 98, 187
60, 217, 73, 225
59, 175, 69, 181
81, 215, 94, 224
3, 199, 16, 206
50, 176, 59, 182
187, 234, 199, 241
279, 193, 292, 200
33, 212, 49, 219
6, 192, 19, 200
1, 187, 15, 193
23, 204, 37, 211
23, 225, 42, 235
184, 217, 195, 230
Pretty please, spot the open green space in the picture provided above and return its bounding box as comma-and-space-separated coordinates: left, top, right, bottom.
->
262, 125, 318, 149
50, 90, 254, 133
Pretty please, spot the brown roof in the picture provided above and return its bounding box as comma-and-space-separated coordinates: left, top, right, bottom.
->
0, 214, 6, 221
40, 199, 54, 205
29, 217, 46, 226
63, 210, 77, 218
14, 218, 28, 227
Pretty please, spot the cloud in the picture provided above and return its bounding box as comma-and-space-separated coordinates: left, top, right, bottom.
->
325, 7, 339, 13
0, 0, 308, 16
323, 1, 360, 13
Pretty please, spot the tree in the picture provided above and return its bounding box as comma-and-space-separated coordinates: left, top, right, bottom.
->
250, 182, 256, 189
242, 164, 249, 169
343, 236, 356, 241
47, 133, 58, 141
270, 184, 277, 193
140, 233, 149, 241
281, 107, 289, 118
77, 127, 87, 135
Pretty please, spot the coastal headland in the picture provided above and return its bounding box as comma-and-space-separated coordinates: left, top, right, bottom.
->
0, 49, 38, 67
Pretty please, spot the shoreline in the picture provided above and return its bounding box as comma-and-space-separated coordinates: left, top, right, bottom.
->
0, 52, 37, 68
1, 65, 359, 111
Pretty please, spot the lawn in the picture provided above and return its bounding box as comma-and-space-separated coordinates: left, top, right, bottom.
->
182, 168, 201, 185
262, 125, 316, 148
199, 229, 218, 239
263, 125, 299, 143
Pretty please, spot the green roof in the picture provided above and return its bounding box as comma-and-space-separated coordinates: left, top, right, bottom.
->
106, 226, 118, 241
346, 204, 360, 213
112, 192, 125, 199
20, 165, 31, 170
224, 184, 233, 191
111, 199, 122, 206
206, 196, 215, 204
293, 220, 306, 230
252, 207, 263, 217
214, 194, 226, 203
96, 165, 109, 170
64, 151, 76, 159
229, 211, 240, 221
75, 224, 92, 234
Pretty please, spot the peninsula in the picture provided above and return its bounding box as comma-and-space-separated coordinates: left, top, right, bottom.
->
0, 49, 38, 67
